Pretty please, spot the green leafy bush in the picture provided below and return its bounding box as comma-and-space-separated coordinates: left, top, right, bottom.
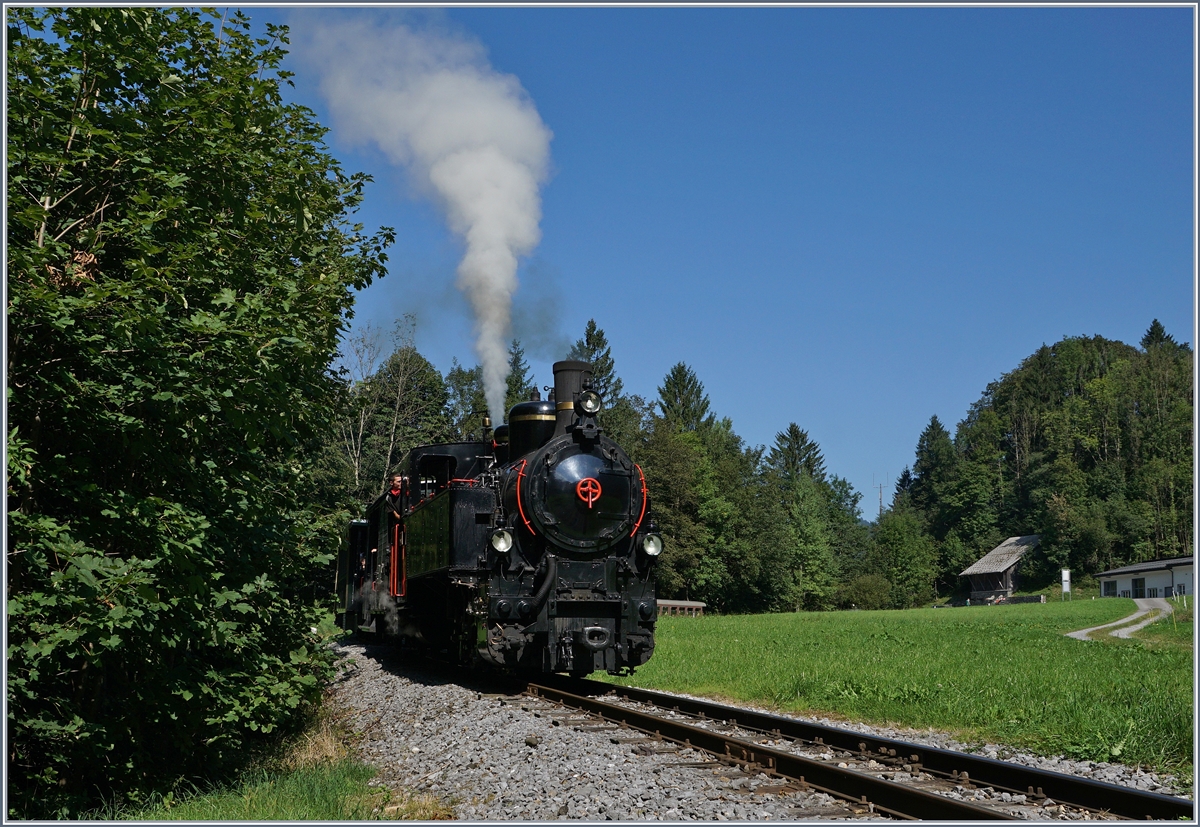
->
6, 8, 391, 816
840, 574, 892, 610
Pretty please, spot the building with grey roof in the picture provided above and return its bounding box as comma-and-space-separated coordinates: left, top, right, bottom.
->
1096, 556, 1193, 599
960, 535, 1040, 603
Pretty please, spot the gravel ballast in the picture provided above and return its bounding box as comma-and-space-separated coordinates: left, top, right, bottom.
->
330, 642, 1191, 820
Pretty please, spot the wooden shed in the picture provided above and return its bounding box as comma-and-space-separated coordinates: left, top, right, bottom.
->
960, 535, 1040, 603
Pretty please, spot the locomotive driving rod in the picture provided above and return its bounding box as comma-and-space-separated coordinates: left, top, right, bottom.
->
526, 682, 1018, 821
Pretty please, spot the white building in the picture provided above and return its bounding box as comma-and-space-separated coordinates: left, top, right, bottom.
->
1097, 556, 1193, 599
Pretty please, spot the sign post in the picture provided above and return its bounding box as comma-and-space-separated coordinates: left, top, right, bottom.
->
1062, 569, 1071, 601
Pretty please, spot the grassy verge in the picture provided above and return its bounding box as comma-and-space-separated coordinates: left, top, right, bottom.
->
98, 706, 454, 821
1130, 595, 1194, 649
85, 620, 455, 821
612, 600, 1192, 778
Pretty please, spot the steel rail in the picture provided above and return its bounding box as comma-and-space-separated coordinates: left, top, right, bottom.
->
553, 677, 1192, 822
527, 681, 1019, 821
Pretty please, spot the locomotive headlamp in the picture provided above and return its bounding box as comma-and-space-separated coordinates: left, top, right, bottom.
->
577, 390, 602, 415
490, 529, 514, 553
642, 534, 663, 557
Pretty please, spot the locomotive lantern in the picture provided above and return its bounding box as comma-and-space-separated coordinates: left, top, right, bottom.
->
337, 360, 659, 676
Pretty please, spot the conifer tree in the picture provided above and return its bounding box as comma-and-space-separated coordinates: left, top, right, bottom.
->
567, 319, 624, 401
504, 339, 535, 414
657, 362, 714, 431
768, 423, 827, 484
893, 467, 915, 505
910, 415, 957, 535
1140, 318, 1178, 351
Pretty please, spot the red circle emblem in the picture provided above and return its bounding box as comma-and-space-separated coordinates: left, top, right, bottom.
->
576, 477, 602, 509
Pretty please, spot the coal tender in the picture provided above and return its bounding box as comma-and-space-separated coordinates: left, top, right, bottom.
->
338, 360, 661, 676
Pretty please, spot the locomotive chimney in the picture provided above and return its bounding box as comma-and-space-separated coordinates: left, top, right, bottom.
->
551, 360, 593, 437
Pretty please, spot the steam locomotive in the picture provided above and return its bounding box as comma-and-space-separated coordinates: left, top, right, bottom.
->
336, 360, 660, 676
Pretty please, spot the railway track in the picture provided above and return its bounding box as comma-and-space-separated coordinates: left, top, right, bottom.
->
523, 675, 1192, 821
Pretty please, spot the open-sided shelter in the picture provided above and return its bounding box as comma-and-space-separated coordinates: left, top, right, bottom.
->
960, 535, 1040, 602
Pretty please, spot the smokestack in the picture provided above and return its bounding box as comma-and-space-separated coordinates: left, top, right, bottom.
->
552, 360, 592, 437
296, 15, 553, 424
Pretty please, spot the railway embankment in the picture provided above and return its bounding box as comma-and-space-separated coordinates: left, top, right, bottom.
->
330, 637, 1190, 821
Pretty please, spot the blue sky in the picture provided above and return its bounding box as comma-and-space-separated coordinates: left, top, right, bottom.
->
264, 6, 1194, 516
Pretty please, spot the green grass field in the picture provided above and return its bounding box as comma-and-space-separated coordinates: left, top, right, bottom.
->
612, 598, 1193, 777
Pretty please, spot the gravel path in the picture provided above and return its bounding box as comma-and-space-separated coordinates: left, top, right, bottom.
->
1065, 598, 1173, 641
330, 642, 1191, 821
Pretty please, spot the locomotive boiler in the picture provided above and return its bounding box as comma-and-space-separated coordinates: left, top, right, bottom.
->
336, 360, 660, 676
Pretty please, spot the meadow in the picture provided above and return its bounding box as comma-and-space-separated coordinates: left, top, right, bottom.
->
613, 598, 1194, 776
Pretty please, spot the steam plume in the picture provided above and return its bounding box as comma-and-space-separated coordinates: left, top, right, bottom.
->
297, 16, 552, 422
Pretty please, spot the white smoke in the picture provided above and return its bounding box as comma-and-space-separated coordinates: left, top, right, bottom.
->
296, 16, 552, 422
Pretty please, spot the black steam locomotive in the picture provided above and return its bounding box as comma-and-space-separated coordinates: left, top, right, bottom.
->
336, 360, 660, 676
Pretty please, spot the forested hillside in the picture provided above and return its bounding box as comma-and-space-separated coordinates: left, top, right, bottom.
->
325, 319, 1193, 615
892, 322, 1193, 589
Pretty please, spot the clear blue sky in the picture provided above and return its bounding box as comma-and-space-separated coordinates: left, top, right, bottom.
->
263, 6, 1194, 516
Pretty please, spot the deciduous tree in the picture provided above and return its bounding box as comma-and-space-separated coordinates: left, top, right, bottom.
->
445, 358, 486, 438
6, 8, 391, 815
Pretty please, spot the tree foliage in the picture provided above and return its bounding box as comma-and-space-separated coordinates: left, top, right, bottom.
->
567, 318, 623, 401
896, 326, 1192, 591
868, 508, 938, 608
6, 8, 391, 816
656, 362, 715, 432
326, 316, 449, 504
444, 358, 486, 438
768, 423, 828, 485
629, 353, 862, 613
504, 338, 535, 414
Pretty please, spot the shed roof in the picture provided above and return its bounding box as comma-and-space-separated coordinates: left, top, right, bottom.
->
960, 535, 1040, 576
1096, 556, 1193, 578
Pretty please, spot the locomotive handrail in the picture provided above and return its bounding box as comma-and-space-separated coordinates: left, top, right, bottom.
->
516, 459, 535, 534
629, 464, 647, 537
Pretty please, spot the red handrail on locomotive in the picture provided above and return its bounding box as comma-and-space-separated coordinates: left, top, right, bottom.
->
516, 459, 535, 534
630, 464, 647, 537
